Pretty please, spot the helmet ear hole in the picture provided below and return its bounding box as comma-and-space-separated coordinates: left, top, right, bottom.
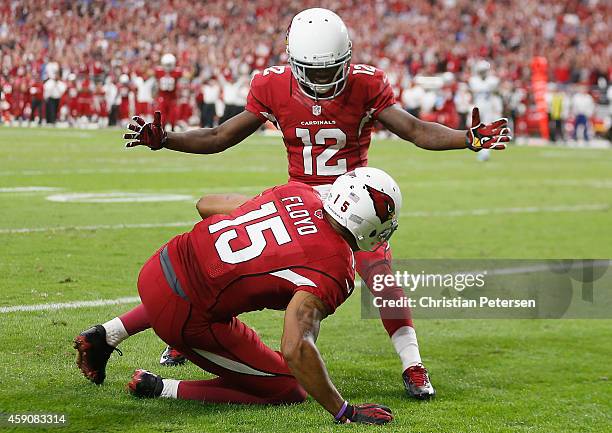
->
369, 230, 377, 237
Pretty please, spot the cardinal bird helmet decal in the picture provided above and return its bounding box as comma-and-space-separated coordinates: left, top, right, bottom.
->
365, 185, 396, 223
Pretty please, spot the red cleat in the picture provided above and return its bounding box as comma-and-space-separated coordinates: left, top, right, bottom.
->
159, 346, 187, 366
402, 363, 435, 400
74, 325, 122, 385
128, 369, 163, 398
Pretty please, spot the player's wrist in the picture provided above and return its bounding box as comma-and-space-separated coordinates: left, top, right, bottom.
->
155, 130, 171, 150
334, 400, 351, 422
465, 129, 480, 152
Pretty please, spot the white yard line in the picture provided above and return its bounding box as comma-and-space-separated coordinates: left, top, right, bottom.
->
0, 166, 278, 176
0, 296, 140, 313
0, 186, 63, 193
454, 260, 611, 278
4, 260, 609, 314
404, 179, 612, 189
402, 203, 609, 218
45, 192, 196, 203
1, 203, 608, 234
0, 221, 197, 234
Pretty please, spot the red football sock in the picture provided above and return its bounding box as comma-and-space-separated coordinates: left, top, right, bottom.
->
118, 303, 150, 335
177, 376, 306, 404
356, 253, 414, 337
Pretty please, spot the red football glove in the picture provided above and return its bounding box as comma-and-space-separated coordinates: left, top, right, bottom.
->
466, 107, 511, 152
338, 403, 393, 425
124, 111, 167, 150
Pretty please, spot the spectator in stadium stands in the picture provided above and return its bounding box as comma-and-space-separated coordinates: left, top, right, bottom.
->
218, 73, 248, 124
547, 83, 569, 143
1, 0, 610, 134
117, 74, 133, 125
103, 76, 119, 127
43, 72, 66, 125
454, 82, 472, 129
469, 60, 501, 157
571, 85, 595, 142
507, 84, 527, 136
401, 78, 425, 119
608, 85, 612, 142
0, 80, 10, 124
200, 76, 220, 128
29, 76, 44, 124
133, 70, 156, 123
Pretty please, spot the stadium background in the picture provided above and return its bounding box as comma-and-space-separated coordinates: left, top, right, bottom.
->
1, 1, 611, 432
1, 0, 610, 141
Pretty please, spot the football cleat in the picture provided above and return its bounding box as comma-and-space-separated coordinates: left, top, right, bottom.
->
402, 363, 436, 400
159, 346, 187, 366
74, 325, 122, 385
128, 369, 164, 398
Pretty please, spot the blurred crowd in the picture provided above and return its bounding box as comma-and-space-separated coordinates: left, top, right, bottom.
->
1, 0, 611, 141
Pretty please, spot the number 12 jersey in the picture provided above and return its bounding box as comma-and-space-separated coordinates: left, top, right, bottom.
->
245, 64, 396, 186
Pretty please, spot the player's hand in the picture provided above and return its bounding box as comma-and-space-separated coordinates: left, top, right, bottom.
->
466, 107, 511, 152
124, 111, 167, 150
339, 403, 393, 425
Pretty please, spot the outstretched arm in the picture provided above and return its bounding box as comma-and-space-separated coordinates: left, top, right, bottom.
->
377, 104, 511, 151
281, 290, 393, 424
124, 110, 264, 154
165, 110, 263, 154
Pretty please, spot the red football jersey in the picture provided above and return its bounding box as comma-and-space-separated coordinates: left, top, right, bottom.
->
245, 64, 396, 186
155, 67, 182, 99
165, 182, 355, 319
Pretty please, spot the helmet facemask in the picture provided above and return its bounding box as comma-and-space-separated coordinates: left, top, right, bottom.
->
288, 44, 351, 100
349, 212, 399, 252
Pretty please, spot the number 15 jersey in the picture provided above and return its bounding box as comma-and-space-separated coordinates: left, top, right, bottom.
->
245, 64, 396, 186
165, 182, 355, 320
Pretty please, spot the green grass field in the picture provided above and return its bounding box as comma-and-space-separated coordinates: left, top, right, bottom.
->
0, 127, 611, 432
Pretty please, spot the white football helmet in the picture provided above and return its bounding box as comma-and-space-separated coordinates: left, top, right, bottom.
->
286, 8, 352, 100
474, 59, 491, 75
324, 167, 402, 251
161, 53, 176, 70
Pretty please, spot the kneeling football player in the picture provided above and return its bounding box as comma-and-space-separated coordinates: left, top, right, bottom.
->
75, 167, 402, 424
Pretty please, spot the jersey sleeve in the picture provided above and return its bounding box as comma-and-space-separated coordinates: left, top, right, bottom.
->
367, 70, 396, 119
245, 72, 274, 123
289, 257, 355, 314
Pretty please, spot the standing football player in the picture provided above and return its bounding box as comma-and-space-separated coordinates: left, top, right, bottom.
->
123, 8, 512, 399
76, 168, 400, 425
469, 60, 502, 162
155, 53, 182, 130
